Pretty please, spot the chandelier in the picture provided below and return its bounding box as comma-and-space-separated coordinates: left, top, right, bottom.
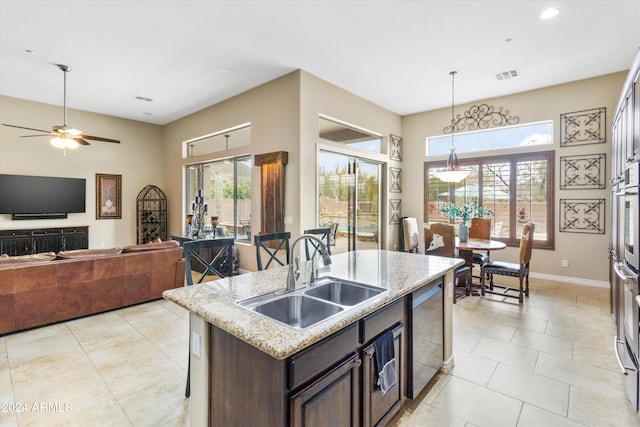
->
434, 71, 470, 183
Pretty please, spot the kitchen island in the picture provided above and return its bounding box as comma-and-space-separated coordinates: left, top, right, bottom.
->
163, 249, 462, 426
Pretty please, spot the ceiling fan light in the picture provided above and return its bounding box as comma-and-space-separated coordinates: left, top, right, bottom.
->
50, 136, 66, 149
66, 128, 82, 136
65, 139, 80, 149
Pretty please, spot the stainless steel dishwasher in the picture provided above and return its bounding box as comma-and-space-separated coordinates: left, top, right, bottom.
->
406, 277, 443, 399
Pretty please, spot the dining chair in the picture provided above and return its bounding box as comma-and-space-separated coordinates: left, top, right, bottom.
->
481, 222, 535, 303
401, 217, 420, 253
183, 237, 236, 285
303, 227, 332, 260
254, 231, 291, 270
182, 237, 235, 397
329, 223, 339, 247
424, 222, 472, 303
469, 217, 492, 278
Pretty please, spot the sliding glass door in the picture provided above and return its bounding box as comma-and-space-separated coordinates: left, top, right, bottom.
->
318, 151, 380, 254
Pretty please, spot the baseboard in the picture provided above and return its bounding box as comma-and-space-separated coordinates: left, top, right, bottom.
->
530, 272, 609, 289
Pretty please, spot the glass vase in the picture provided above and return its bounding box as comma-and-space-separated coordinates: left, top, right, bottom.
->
458, 222, 469, 242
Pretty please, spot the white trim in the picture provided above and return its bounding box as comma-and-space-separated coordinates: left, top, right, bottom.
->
441, 354, 455, 373
530, 272, 609, 288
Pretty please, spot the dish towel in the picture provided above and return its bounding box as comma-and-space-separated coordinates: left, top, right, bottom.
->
374, 330, 397, 396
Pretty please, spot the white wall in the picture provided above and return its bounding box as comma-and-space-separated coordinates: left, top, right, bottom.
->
401, 71, 627, 284
0, 96, 165, 248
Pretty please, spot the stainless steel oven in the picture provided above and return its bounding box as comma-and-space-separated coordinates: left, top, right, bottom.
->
623, 162, 639, 269
614, 260, 640, 412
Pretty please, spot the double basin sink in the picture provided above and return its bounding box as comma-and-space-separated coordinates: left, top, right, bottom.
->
236, 277, 388, 329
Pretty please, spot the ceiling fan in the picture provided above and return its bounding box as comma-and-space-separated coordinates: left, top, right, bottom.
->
2, 64, 120, 151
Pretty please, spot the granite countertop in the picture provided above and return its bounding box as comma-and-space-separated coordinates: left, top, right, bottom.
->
163, 249, 463, 360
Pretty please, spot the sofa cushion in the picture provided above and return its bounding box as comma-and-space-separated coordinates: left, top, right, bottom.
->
122, 240, 180, 252
57, 247, 123, 259
0, 252, 57, 265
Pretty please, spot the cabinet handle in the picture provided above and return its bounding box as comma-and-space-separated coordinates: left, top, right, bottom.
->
614, 262, 634, 282
613, 336, 637, 376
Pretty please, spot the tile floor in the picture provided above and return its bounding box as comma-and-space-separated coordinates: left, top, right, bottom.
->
0, 277, 638, 426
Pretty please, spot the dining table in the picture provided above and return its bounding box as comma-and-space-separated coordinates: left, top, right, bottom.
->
455, 237, 507, 291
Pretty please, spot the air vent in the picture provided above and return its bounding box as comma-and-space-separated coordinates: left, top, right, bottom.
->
135, 96, 154, 102
495, 69, 520, 81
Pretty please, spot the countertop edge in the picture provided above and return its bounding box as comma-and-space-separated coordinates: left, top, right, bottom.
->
163, 251, 463, 360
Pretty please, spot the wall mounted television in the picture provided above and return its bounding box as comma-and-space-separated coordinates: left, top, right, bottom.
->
0, 174, 86, 219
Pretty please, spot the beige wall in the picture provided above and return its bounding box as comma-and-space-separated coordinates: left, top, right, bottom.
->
1, 70, 627, 284
402, 71, 627, 285
298, 71, 403, 249
0, 96, 165, 248
162, 70, 402, 270
162, 71, 302, 271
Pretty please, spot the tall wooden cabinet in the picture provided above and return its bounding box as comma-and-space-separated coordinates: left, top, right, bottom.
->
610, 49, 640, 329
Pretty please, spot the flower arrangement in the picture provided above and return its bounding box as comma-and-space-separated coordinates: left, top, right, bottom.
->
440, 202, 493, 224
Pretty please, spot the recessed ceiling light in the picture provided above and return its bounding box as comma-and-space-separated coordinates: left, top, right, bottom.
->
25, 49, 36, 55
218, 68, 232, 75
540, 8, 559, 20
142, 112, 153, 116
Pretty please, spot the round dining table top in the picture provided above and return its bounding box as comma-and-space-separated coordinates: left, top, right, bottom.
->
455, 237, 507, 251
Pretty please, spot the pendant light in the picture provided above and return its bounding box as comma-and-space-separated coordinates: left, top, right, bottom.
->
434, 71, 470, 183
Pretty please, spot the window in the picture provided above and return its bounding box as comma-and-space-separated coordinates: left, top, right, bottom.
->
186, 156, 252, 242
425, 150, 554, 249
184, 123, 251, 158
319, 117, 382, 154
426, 121, 552, 156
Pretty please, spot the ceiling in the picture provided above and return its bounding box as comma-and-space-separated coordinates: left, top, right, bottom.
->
1, 0, 638, 126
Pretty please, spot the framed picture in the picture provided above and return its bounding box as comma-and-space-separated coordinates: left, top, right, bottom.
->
96, 173, 122, 219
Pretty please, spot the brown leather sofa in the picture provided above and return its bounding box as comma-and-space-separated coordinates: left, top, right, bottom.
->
0, 241, 185, 335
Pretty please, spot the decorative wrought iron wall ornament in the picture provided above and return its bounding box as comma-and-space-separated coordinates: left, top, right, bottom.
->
559, 199, 605, 234
390, 134, 402, 161
560, 107, 606, 147
559, 153, 606, 189
443, 103, 520, 134
390, 167, 402, 193
389, 199, 401, 225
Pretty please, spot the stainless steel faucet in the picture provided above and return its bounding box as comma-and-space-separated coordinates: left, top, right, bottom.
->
286, 234, 332, 291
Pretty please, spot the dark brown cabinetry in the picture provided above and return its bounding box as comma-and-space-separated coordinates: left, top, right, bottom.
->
209, 298, 407, 427
362, 324, 404, 427
290, 352, 361, 427
0, 226, 88, 255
